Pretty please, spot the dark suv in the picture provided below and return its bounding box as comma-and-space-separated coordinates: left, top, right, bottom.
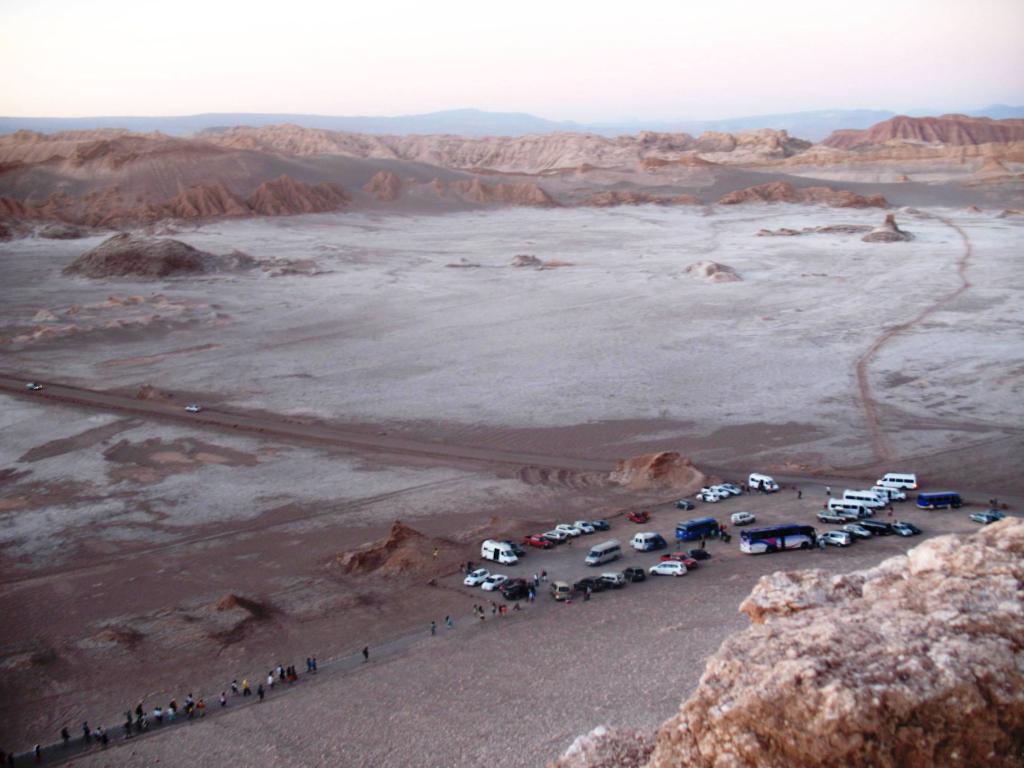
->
623, 567, 646, 583
858, 520, 895, 536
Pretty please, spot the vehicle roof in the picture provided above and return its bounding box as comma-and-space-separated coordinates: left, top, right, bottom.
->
677, 516, 718, 526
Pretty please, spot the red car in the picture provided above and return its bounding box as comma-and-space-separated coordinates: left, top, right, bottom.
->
627, 510, 650, 524
660, 552, 698, 569
523, 534, 554, 549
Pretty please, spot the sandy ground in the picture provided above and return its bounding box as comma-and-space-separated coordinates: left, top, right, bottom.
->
0, 203, 1022, 760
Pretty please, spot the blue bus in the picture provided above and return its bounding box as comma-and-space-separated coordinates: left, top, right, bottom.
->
740, 524, 816, 554
676, 517, 721, 542
916, 492, 962, 510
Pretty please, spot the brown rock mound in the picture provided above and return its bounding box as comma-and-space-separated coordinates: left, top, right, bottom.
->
718, 181, 886, 208
822, 114, 1024, 149
62, 233, 258, 278
364, 170, 403, 201
448, 179, 559, 207
861, 213, 913, 242
682, 261, 742, 283
551, 726, 656, 768
246, 175, 349, 215
336, 520, 461, 578
215, 593, 274, 620
581, 191, 701, 207
38, 223, 89, 239
609, 452, 706, 493
164, 183, 249, 219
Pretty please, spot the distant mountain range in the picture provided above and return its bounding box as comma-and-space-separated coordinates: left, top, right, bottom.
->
1, 105, 1022, 142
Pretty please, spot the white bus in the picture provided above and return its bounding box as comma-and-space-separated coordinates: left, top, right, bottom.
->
740, 524, 816, 554
843, 489, 886, 509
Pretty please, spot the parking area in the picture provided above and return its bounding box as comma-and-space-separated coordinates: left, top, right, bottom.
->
451, 479, 996, 602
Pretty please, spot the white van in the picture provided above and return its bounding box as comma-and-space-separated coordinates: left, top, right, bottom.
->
630, 532, 666, 552
842, 490, 886, 509
480, 539, 518, 565
872, 485, 907, 503
876, 472, 918, 490
748, 473, 779, 492
585, 540, 622, 566
827, 498, 872, 519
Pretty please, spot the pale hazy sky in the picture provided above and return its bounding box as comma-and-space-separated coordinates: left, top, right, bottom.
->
1, 0, 1022, 120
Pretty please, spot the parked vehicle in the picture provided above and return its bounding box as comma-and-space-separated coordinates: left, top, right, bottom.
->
627, 510, 650, 524
185, 404, 202, 413
481, 574, 508, 591
555, 523, 583, 538
660, 552, 698, 569
819, 530, 853, 547
584, 539, 622, 566
827, 498, 873, 519
842, 523, 872, 539
675, 517, 721, 542
499, 540, 526, 557
871, 485, 907, 503
481, 539, 519, 565
463, 568, 490, 586
675, 499, 695, 511
523, 534, 553, 549
917, 492, 962, 510
892, 521, 922, 536
499, 578, 530, 600
688, 548, 711, 560
573, 577, 608, 594
817, 511, 847, 524
599, 571, 626, 589
748, 473, 779, 492
649, 561, 687, 577
876, 472, 918, 490
970, 509, 1005, 525
631, 532, 667, 552
730, 511, 756, 526
696, 488, 722, 503
739, 524, 816, 554
842, 489, 886, 509
572, 520, 597, 535
858, 520, 895, 536
589, 520, 611, 531
550, 581, 573, 601
719, 483, 742, 496
542, 529, 568, 543
25, 382, 43, 391
622, 567, 646, 583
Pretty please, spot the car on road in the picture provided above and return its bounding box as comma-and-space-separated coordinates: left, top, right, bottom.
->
599, 572, 626, 589
660, 552, 698, 569
970, 509, 1005, 525
842, 523, 873, 539
622, 567, 646, 583
675, 499, 695, 511
589, 520, 611, 531
499, 578, 530, 600
649, 561, 687, 577
730, 511, 756, 526
819, 530, 853, 547
688, 548, 711, 561
696, 488, 722, 503
463, 568, 490, 587
499, 540, 526, 557
481, 574, 508, 591
542, 529, 569, 543
25, 382, 43, 391
858, 520, 895, 536
573, 577, 608, 594
556, 523, 583, 538
550, 581, 573, 601
523, 534, 554, 549
891, 521, 922, 537
572, 521, 597, 535
185, 404, 202, 413
627, 510, 650, 524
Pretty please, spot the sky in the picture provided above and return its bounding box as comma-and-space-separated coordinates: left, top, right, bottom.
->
1, 0, 1022, 120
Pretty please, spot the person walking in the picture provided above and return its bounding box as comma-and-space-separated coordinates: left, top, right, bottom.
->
430, 620, 436, 636
219, 691, 227, 708
445, 614, 453, 629
797, 488, 803, 500
432, 547, 439, 559
153, 706, 163, 724
257, 684, 265, 702
99, 729, 108, 748
532, 573, 539, 587
82, 721, 92, 744
33, 744, 41, 762
197, 698, 206, 718
267, 672, 275, 691
825, 485, 831, 497
362, 646, 369, 663
242, 679, 251, 697
311, 657, 317, 673
61, 727, 70, 747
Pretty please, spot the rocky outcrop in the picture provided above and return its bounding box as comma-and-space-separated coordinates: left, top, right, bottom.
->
757, 224, 872, 237
717, 181, 887, 208
246, 175, 349, 215
822, 114, 1024, 149
580, 191, 701, 207
163, 183, 250, 219
511, 254, 543, 267
335, 520, 461, 578
37, 223, 89, 239
553, 519, 1024, 768
446, 179, 559, 207
861, 213, 913, 242
682, 261, 742, 283
364, 170, 403, 201
62, 234, 257, 279
609, 452, 705, 493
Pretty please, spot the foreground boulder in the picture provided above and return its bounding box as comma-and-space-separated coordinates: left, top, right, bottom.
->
682, 261, 742, 283
861, 213, 913, 242
553, 518, 1024, 767
63, 233, 256, 278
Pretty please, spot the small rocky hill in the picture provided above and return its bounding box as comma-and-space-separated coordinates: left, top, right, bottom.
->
62, 233, 257, 278
822, 114, 1024, 149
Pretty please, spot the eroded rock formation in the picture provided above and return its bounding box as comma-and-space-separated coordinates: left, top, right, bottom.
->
581, 191, 701, 207
364, 170, 403, 201
62, 233, 257, 278
861, 213, 913, 242
609, 452, 706, 493
717, 182, 887, 208
682, 261, 742, 282
823, 114, 1024, 149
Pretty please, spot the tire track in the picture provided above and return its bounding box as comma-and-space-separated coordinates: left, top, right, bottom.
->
854, 217, 973, 464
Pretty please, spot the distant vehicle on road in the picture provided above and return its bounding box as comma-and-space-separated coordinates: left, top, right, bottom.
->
622, 567, 646, 583
696, 488, 722, 503
675, 499, 695, 511
819, 530, 853, 547
872, 486, 907, 503
572, 521, 596, 534
892, 521, 922, 536
842, 523, 872, 539
627, 510, 650, 524
718, 483, 742, 496
970, 509, 1005, 525
542, 529, 568, 543
464, 568, 490, 586
748, 473, 779, 492
843, 490, 886, 510
584, 539, 622, 566
481, 539, 518, 565
730, 511, 756, 526
660, 552, 698, 569
588, 520, 611, 531
481, 574, 508, 591
599, 571, 626, 589
917, 492, 962, 510
630, 532, 667, 552
876, 472, 918, 490
858, 520, 895, 536
739, 524, 816, 554
25, 382, 43, 391
523, 534, 554, 549
555, 523, 583, 538
649, 561, 687, 577
550, 581, 573, 601
185, 404, 202, 413
675, 517, 721, 542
